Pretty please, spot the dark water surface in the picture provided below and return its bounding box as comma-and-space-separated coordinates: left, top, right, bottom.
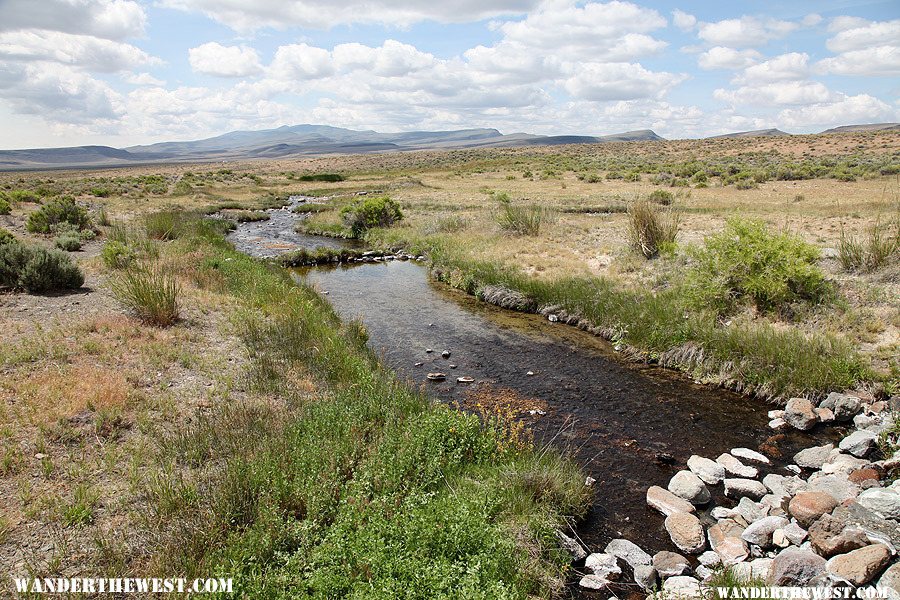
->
299, 260, 832, 553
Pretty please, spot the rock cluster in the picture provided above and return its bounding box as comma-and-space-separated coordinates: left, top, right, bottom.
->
558, 391, 899, 597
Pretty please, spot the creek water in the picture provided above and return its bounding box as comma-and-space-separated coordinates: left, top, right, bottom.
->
228, 204, 836, 559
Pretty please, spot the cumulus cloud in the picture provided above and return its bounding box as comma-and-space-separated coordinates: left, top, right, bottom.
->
826, 19, 899, 52
816, 19, 900, 77
714, 81, 833, 106
817, 46, 900, 77
672, 10, 696, 31
0, 30, 158, 72
698, 16, 797, 48
159, 0, 541, 31
0, 0, 145, 40
778, 94, 897, 129
738, 52, 809, 83
563, 62, 685, 101
123, 72, 165, 86
189, 42, 263, 77
697, 47, 761, 70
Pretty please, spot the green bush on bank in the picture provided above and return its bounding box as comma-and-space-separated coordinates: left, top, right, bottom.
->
686, 219, 828, 315
340, 196, 403, 237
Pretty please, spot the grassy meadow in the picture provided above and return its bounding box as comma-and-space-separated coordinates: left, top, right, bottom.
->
0, 130, 898, 596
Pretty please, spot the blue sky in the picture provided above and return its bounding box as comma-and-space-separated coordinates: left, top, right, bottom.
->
0, 0, 897, 149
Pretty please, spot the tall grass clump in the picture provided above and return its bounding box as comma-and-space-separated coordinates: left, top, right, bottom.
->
497, 201, 551, 236
626, 199, 679, 258
144, 210, 197, 240
110, 263, 180, 326
26, 196, 91, 233
838, 217, 899, 273
686, 219, 828, 315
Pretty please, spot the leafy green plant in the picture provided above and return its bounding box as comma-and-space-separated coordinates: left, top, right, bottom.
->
0, 196, 10, 215
340, 196, 403, 237
626, 200, 679, 258
110, 263, 180, 326
101, 241, 136, 269
61, 484, 98, 527
686, 218, 828, 314
54, 235, 82, 251
26, 196, 91, 233
0, 228, 15, 245
0, 241, 84, 292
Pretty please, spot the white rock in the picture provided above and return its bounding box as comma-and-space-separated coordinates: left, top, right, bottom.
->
724, 478, 768, 501
688, 455, 726, 485
605, 538, 652, 569
783, 522, 808, 546
668, 470, 711, 505
584, 553, 622, 579
734, 497, 767, 524
793, 444, 834, 470
698, 551, 722, 568
579, 575, 612, 591
741, 516, 789, 547
806, 472, 860, 503
717, 453, 759, 478
647, 485, 697, 517
768, 410, 784, 419
732, 448, 771, 464
750, 558, 774, 579
769, 418, 789, 430
838, 430, 877, 458
662, 576, 703, 599
711, 507, 733, 521
857, 488, 900, 521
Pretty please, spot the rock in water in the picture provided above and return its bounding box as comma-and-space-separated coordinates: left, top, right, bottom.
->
724, 478, 767, 500
784, 397, 818, 431
768, 548, 826, 586
687, 455, 726, 485
668, 470, 711, 505
604, 538, 652, 569
825, 544, 891, 586
634, 565, 659, 591
716, 453, 758, 478
647, 485, 696, 516
578, 575, 613, 591
793, 444, 834, 470
653, 551, 691, 578
665, 512, 706, 554
731, 448, 770, 464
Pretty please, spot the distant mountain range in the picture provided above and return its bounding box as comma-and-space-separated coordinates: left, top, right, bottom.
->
0, 123, 896, 170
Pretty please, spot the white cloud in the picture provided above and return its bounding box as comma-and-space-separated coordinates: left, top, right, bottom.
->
269, 43, 335, 80
0, 30, 158, 72
0, 61, 122, 123
123, 72, 165, 86
672, 10, 696, 31
801, 14, 822, 28
0, 0, 145, 40
778, 94, 897, 129
715, 81, 833, 106
698, 16, 797, 48
697, 46, 760, 70
817, 46, 900, 77
563, 62, 685, 101
826, 18, 899, 51
738, 52, 809, 83
189, 42, 262, 77
159, 0, 541, 31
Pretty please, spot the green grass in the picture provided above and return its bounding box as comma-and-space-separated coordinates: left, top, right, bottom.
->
497, 202, 551, 236
143, 216, 587, 597
838, 216, 899, 273
626, 200, 679, 259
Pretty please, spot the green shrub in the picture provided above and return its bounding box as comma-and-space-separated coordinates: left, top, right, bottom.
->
648, 190, 674, 205
26, 197, 90, 233
0, 197, 10, 215
626, 200, 679, 258
110, 263, 180, 326
0, 241, 84, 292
101, 241, 137, 269
96, 205, 110, 227
686, 219, 828, 314
497, 203, 550, 236
54, 235, 82, 251
340, 196, 403, 237
296, 173, 344, 182
0, 228, 15, 246
6, 190, 40, 203
838, 218, 899, 273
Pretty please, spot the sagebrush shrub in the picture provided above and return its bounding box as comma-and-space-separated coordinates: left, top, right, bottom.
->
648, 190, 674, 205
26, 197, 91, 233
340, 196, 403, 237
0, 241, 84, 292
54, 235, 82, 251
686, 218, 828, 314
0, 196, 10, 215
0, 228, 15, 245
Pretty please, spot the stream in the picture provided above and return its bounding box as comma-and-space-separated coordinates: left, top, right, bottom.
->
227, 199, 836, 560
